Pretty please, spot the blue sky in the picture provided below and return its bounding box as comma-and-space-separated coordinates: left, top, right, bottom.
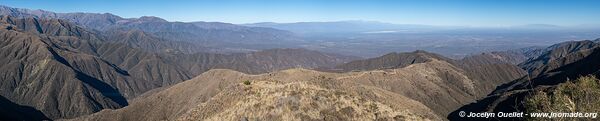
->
1, 0, 599, 26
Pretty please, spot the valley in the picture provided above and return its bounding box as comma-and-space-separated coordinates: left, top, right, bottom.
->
0, 2, 599, 121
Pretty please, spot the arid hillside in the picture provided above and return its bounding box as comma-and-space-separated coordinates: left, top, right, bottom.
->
3, 4, 597, 121
71, 51, 526, 121
449, 40, 600, 121
0, 15, 357, 119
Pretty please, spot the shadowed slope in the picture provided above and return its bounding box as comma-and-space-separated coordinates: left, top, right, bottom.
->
0, 16, 360, 119
71, 52, 523, 120
0, 20, 134, 119
0, 5, 304, 52
71, 68, 446, 121
320, 50, 450, 72
449, 40, 600, 121
0, 95, 49, 121
519, 40, 599, 77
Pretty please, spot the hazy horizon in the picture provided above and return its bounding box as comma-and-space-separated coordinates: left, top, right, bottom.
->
1, 0, 600, 27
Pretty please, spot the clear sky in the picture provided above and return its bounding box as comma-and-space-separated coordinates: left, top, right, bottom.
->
1, 0, 599, 26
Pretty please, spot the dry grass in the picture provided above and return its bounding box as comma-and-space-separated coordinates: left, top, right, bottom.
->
525, 75, 600, 121
178, 80, 434, 121
70, 59, 483, 121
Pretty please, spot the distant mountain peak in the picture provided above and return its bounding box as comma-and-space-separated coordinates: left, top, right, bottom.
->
115, 16, 168, 24
136, 16, 168, 22
323, 50, 451, 72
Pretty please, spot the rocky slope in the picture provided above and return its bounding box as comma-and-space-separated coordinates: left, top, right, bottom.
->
0, 5, 557, 121
0, 5, 304, 52
450, 45, 545, 67
0, 16, 358, 119
519, 40, 599, 77
449, 40, 600, 120
73, 69, 439, 120
319, 50, 451, 72
101, 28, 211, 54
323, 50, 528, 98
71, 49, 526, 120
0, 16, 142, 119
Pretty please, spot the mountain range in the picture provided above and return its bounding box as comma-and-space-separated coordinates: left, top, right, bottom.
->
0, 13, 357, 119
0, 5, 305, 53
0, 5, 599, 121
69, 49, 527, 120
449, 39, 600, 120
70, 39, 600, 120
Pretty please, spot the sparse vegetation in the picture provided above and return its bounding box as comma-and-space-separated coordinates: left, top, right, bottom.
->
318, 75, 326, 79
524, 75, 600, 121
243, 80, 252, 85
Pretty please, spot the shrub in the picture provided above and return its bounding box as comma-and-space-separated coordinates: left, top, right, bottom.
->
524, 75, 600, 121
243, 80, 251, 85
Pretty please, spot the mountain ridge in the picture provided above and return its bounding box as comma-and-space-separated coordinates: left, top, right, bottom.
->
0, 5, 306, 52
70, 49, 526, 120
449, 39, 600, 120
0, 15, 360, 119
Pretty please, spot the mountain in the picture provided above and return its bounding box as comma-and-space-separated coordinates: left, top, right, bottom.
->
322, 50, 527, 115
323, 50, 528, 97
460, 52, 526, 66
519, 40, 599, 77
318, 50, 452, 72
165, 48, 360, 76
0, 16, 145, 119
116, 20, 302, 50
0, 15, 359, 119
72, 68, 445, 120
460, 46, 545, 66
100, 28, 223, 54
449, 39, 600, 120
5, 4, 595, 121
204, 48, 359, 74
71, 50, 525, 120
0, 5, 124, 31
4, 5, 595, 59
0, 5, 304, 52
